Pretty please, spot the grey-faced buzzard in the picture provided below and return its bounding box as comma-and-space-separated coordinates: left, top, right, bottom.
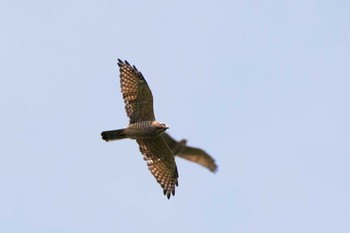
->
101, 59, 178, 199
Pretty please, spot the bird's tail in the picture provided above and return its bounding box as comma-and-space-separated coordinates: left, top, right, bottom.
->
101, 129, 127, 141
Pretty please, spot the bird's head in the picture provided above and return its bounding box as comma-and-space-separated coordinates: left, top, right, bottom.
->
152, 121, 169, 134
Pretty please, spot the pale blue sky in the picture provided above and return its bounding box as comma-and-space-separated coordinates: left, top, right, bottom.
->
1, 1, 349, 232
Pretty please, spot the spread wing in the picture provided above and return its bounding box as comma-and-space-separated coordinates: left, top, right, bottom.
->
178, 146, 218, 172
137, 136, 179, 199
162, 133, 218, 172
118, 59, 155, 123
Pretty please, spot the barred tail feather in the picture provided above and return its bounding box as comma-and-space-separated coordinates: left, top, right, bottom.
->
101, 129, 127, 141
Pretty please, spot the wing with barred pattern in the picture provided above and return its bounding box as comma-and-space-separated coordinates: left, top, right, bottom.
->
137, 136, 178, 199
118, 59, 155, 123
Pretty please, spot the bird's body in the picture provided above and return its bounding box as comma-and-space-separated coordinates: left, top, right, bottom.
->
102, 121, 168, 140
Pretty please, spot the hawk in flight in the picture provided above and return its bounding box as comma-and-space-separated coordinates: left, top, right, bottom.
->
101, 59, 178, 199
162, 133, 218, 172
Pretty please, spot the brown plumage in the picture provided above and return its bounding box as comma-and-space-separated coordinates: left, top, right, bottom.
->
101, 59, 178, 199
162, 133, 218, 172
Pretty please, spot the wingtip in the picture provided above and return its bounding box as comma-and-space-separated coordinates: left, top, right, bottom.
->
165, 191, 174, 200
163, 188, 175, 199
117, 59, 123, 68
117, 59, 130, 66
211, 163, 219, 173
163, 189, 170, 199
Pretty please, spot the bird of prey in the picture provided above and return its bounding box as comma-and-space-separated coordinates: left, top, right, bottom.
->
101, 59, 178, 199
162, 133, 218, 172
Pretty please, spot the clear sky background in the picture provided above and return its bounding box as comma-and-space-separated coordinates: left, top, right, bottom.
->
1, 1, 349, 232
